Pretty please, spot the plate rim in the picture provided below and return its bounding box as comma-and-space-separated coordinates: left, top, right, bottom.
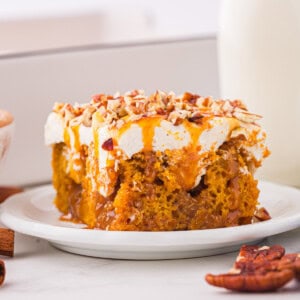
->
1, 181, 300, 248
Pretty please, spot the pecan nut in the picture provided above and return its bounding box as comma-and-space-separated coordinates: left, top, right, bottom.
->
205, 269, 294, 292
253, 207, 272, 222
205, 245, 300, 292
101, 138, 114, 151
0, 260, 5, 286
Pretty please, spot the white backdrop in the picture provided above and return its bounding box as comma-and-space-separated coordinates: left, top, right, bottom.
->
0, 38, 219, 185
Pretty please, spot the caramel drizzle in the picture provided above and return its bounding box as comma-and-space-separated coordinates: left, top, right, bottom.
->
63, 127, 70, 148
70, 115, 247, 197
138, 116, 162, 152
72, 125, 80, 151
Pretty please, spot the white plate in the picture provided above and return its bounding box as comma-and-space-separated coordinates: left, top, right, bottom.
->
1, 182, 300, 260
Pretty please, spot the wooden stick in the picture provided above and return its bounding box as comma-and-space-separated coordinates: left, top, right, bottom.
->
0, 260, 5, 286
0, 228, 14, 257
0, 186, 23, 204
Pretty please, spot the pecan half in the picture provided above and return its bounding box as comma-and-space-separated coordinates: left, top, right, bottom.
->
205, 245, 300, 292
205, 269, 294, 292
280, 253, 300, 281
236, 245, 284, 266
0, 260, 5, 286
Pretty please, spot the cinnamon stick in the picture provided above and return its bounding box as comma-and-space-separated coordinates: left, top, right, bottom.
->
0, 260, 5, 286
0, 228, 14, 257
0, 186, 23, 203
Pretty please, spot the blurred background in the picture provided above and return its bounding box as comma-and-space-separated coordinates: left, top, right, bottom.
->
0, 0, 299, 188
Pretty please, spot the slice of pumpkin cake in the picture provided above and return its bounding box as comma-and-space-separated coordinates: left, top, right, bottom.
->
45, 90, 269, 231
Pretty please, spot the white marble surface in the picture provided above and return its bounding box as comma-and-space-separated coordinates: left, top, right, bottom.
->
1, 228, 300, 299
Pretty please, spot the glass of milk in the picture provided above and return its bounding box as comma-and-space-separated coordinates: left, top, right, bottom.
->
218, 0, 300, 187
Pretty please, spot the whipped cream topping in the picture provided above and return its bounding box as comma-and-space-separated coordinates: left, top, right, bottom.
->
45, 91, 269, 197
154, 120, 191, 151
112, 119, 192, 159
199, 118, 233, 154
45, 112, 93, 148
117, 124, 144, 158
45, 112, 64, 145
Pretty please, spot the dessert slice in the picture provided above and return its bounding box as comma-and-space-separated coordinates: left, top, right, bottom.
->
45, 90, 269, 231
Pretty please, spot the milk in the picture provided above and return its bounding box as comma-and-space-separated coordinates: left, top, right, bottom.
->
218, 0, 300, 187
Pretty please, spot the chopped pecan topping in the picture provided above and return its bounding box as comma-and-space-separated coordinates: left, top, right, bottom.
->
81, 106, 96, 127
205, 245, 300, 292
253, 207, 272, 222
182, 92, 200, 105
52, 90, 258, 128
101, 138, 114, 151
188, 112, 204, 124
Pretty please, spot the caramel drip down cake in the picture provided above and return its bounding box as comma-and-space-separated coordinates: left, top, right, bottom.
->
45, 90, 270, 231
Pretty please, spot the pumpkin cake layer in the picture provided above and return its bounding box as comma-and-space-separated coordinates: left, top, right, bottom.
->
45, 90, 269, 231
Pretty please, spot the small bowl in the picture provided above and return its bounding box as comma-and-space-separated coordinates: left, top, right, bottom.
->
0, 110, 14, 167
